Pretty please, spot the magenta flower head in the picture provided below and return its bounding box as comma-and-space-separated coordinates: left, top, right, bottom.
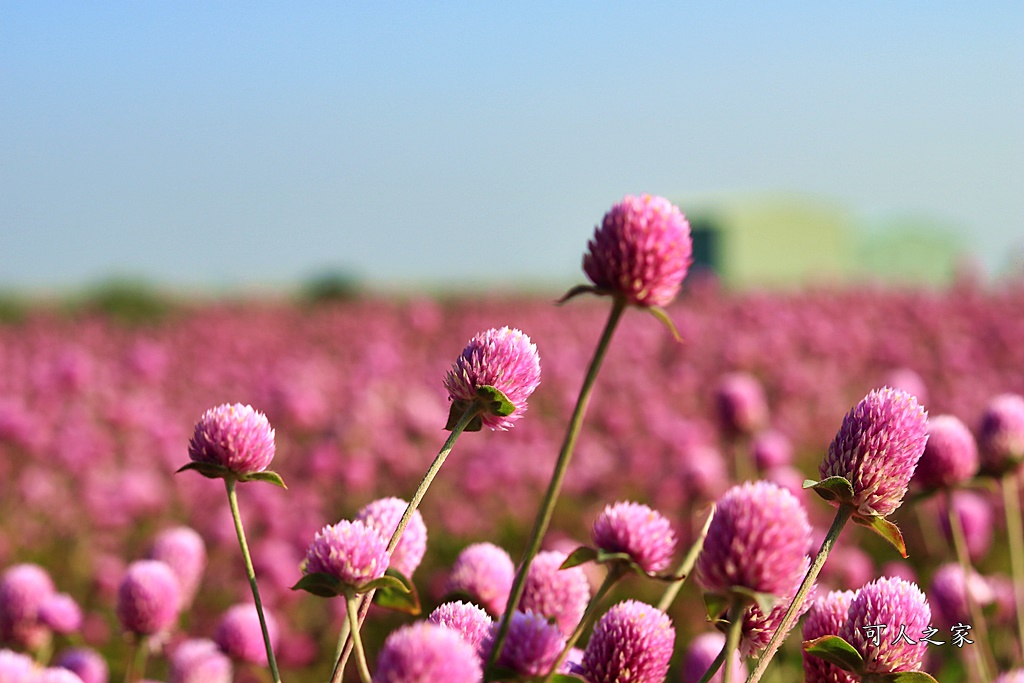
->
581, 194, 692, 308
355, 497, 427, 578
38, 593, 82, 635
54, 648, 109, 683
168, 638, 232, 683
753, 429, 793, 470
0, 649, 38, 683
372, 622, 482, 683
995, 671, 1024, 683
802, 590, 857, 683
839, 577, 931, 675
927, 562, 993, 629
818, 387, 928, 518
428, 600, 493, 655
579, 600, 674, 683
116, 560, 181, 636
521, 550, 591, 636
914, 414, 978, 490
978, 393, 1024, 475
147, 526, 207, 607
483, 610, 565, 677
591, 501, 677, 574
0, 563, 56, 649
714, 372, 769, 438
299, 519, 390, 594
182, 403, 282, 484
37, 668, 85, 683
939, 490, 993, 562
443, 327, 541, 431
214, 603, 278, 666
681, 632, 747, 683
444, 542, 515, 616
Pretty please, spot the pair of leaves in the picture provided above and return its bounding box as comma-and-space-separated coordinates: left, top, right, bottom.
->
175, 462, 287, 488
803, 476, 907, 557
445, 385, 515, 431
703, 587, 780, 626
559, 547, 682, 582
803, 635, 938, 683
556, 286, 683, 342
291, 568, 420, 615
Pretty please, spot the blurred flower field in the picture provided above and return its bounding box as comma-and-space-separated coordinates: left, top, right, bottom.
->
1, 273, 1024, 681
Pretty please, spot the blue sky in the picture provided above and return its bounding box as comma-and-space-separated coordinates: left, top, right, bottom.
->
2, 2, 1022, 292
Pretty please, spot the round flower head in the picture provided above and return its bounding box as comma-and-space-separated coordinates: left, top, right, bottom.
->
444, 542, 515, 616
839, 577, 931, 675
753, 429, 793, 470
580, 600, 674, 683
820, 387, 929, 517
521, 550, 591, 636
355, 497, 427, 578
428, 600, 493, 655
914, 414, 978, 490
0, 649, 38, 683
714, 372, 769, 438
0, 563, 56, 648
696, 481, 812, 599
148, 526, 207, 606
37, 669, 85, 683
927, 562, 993, 629
187, 403, 276, 476
115, 560, 181, 636
483, 610, 565, 677
54, 648, 109, 683
996, 670, 1024, 683
214, 603, 278, 666
39, 593, 82, 634
681, 632, 747, 683
169, 638, 232, 683
443, 327, 541, 431
302, 519, 390, 588
582, 194, 693, 307
802, 590, 857, 683
372, 622, 482, 683
978, 393, 1024, 474
591, 501, 677, 574
938, 490, 993, 562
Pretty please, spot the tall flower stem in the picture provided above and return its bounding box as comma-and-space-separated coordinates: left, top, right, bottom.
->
123, 635, 145, 683
745, 502, 854, 683
721, 604, 746, 683
332, 403, 481, 683
945, 490, 994, 682
545, 566, 624, 681
345, 593, 373, 683
657, 504, 715, 612
487, 297, 627, 673
1002, 473, 1024, 652
226, 479, 281, 683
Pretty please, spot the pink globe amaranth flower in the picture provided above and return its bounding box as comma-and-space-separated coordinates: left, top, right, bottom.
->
739, 585, 812, 657
839, 577, 931, 675
681, 632, 747, 683
38, 593, 82, 634
580, 600, 674, 683
914, 414, 978, 490
820, 387, 929, 517
753, 429, 793, 470
372, 622, 482, 683
802, 590, 857, 683
302, 519, 390, 589
714, 372, 769, 438
591, 501, 676, 574
169, 638, 232, 683
355, 497, 427, 578
521, 550, 591, 636
938, 490, 993, 563
214, 603, 278, 666
978, 393, 1024, 474
443, 327, 541, 431
883, 368, 929, 408
996, 670, 1024, 683
148, 526, 207, 606
444, 542, 515, 616
116, 560, 181, 636
0, 649, 37, 683
54, 648, 108, 683
927, 562, 994, 629
696, 481, 812, 599
428, 601, 493, 657
37, 668, 85, 683
483, 610, 565, 677
0, 563, 56, 648
187, 403, 276, 476
582, 194, 692, 308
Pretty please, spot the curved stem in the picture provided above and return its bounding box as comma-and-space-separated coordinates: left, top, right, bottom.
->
722, 603, 746, 683
657, 504, 715, 612
745, 502, 853, 683
346, 594, 373, 683
1002, 473, 1024, 655
487, 297, 627, 673
945, 490, 994, 682
226, 479, 282, 683
544, 566, 624, 681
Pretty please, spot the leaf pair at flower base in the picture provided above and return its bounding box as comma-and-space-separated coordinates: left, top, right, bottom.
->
445, 385, 516, 432
291, 568, 420, 615
803, 476, 908, 557
804, 635, 939, 682
702, 586, 780, 627
486, 665, 584, 683
559, 547, 683, 582
175, 462, 287, 488
557, 286, 683, 342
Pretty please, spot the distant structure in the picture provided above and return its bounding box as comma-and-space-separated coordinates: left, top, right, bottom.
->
679, 194, 965, 289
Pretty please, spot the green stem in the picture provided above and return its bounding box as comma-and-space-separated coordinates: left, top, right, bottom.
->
332, 403, 480, 683
226, 479, 282, 683
544, 566, 624, 681
123, 635, 139, 683
744, 502, 854, 683
1002, 473, 1024, 653
945, 490, 994, 683
657, 503, 715, 612
722, 603, 746, 683
487, 297, 627, 674
346, 594, 373, 683
696, 632, 728, 683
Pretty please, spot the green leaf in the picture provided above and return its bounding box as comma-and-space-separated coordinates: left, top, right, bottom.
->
556, 284, 602, 305
703, 592, 731, 622
852, 514, 908, 558
647, 305, 683, 342
358, 574, 411, 595
475, 385, 515, 417
291, 572, 346, 598
559, 546, 598, 570
729, 586, 780, 616
806, 476, 856, 504
803, 635, 865, 674
239, 470, 288, 488
550, 674, 587, 682
446, 400, 484, 432
876, 672, 940, 683
174, 461, 233, 480
370, 569, 420, 615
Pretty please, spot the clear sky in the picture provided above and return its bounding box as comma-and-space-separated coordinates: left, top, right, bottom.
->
2, 1, 1022, 292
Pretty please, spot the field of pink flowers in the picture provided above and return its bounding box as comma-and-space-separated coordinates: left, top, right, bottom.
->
2, 268, 1024, 681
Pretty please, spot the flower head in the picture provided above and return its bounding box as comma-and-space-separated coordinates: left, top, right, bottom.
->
995, 670, 1024, 683
820, 387, 928, 517
714, 372, 769, 438
0, 563, 56, 649
444, 542, 515, 616
147, 526, 207, 607
37, 668, 85, 683
428, 601, 493, 656
355, 497, 427, 578
740, 588, 812, 657
591, 501, 677, 574
927, 562, 993, 629
214, 603, 278, 666
372, 622, 482, 683
483, 611, 565, 677
443, 327, 541, 431
169, 639, 232, 683
802, 590, 857, 683
116, 560, 181, 636
521, 550, 591, 636
681, 632, 747, 683
978, 393, 1024, 475
582, 194, 692, 307
186, 403, 276, 476
302, 519, 390, 589
839, 577, 931, 675
914, 414, 978, 490
753, 429, 793, 470
39, 593, 82, 634
0, 649, 38, 683
938, 490, 993, 562
580, 600, 674, 683
54, 648, 108, 683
